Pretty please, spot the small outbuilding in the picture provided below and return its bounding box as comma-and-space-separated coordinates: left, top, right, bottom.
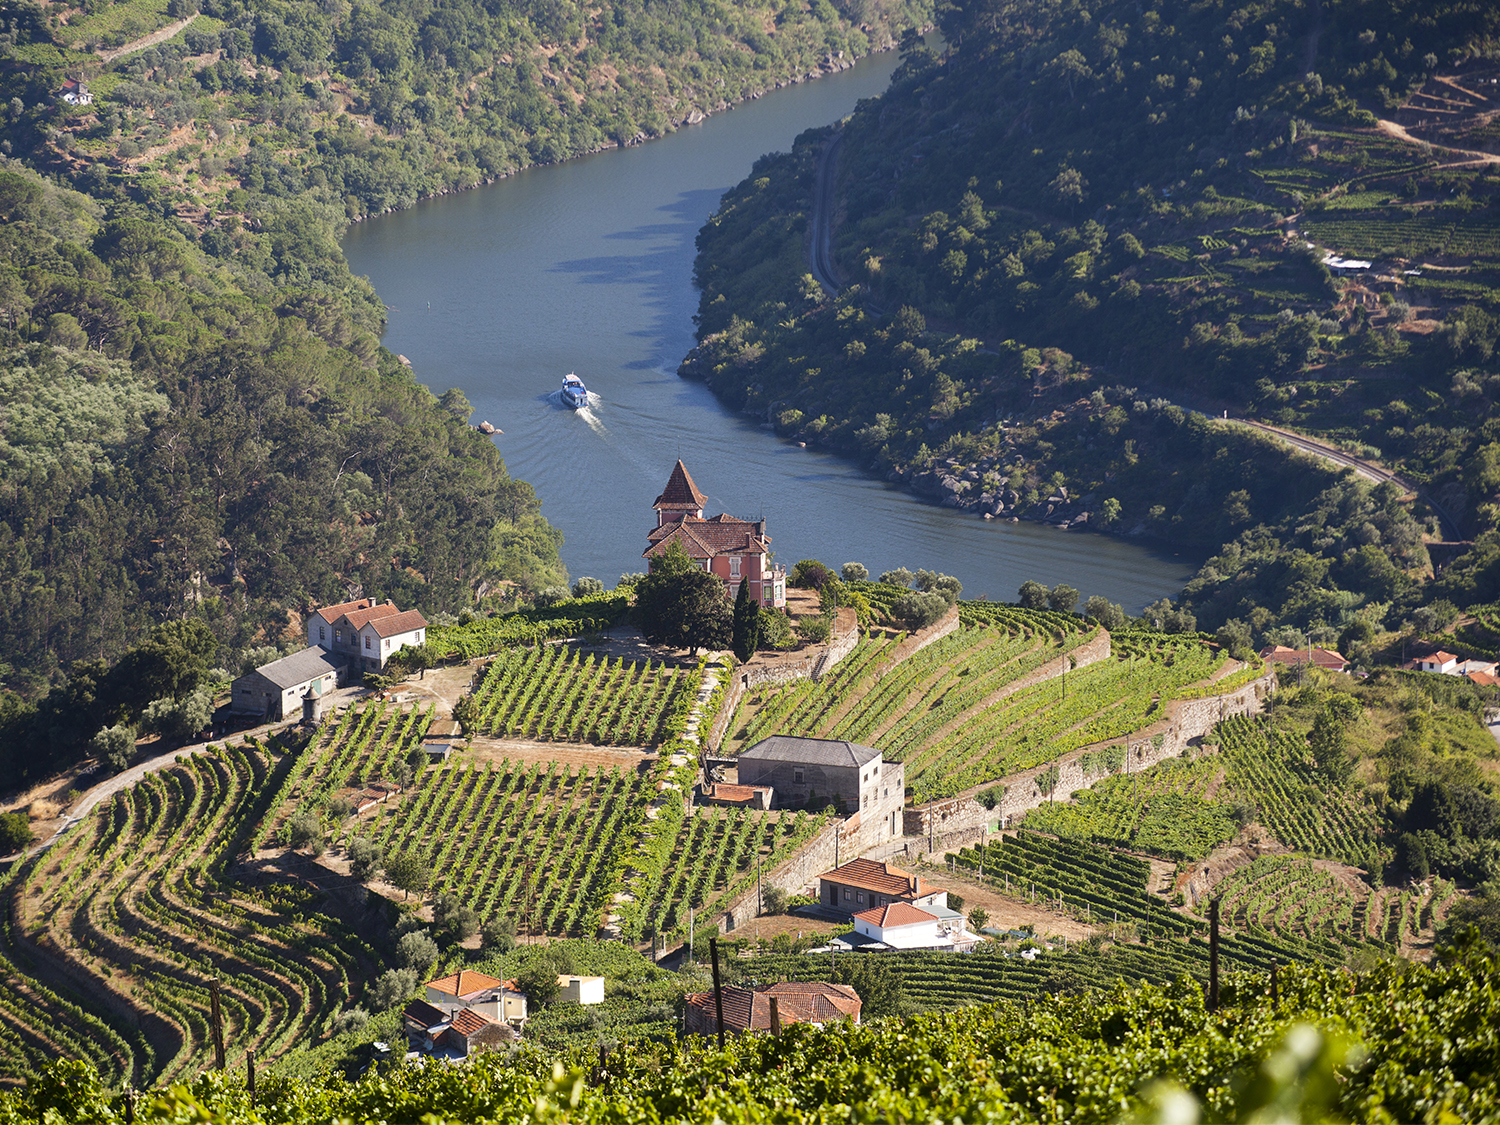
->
230, 647, 345, 721
556, 975, 605, 1005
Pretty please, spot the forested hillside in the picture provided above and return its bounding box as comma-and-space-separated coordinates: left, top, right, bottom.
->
0, 0, 932, 747
685, 0, 1500, 648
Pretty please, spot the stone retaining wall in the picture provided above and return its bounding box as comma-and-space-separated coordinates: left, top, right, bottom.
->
903, 668, 1274, 840
713, 815, 867, 933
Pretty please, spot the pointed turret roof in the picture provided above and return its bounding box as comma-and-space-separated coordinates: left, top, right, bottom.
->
653, 460, 707, 511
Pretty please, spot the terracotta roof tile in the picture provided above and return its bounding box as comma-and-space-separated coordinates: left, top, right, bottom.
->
854, 901, 937, 927
450, 1008, 491, 1037
819, 858, 933, 899
427, 970, 508, 998
654, 460, 707, 509
341, 603, 402, 630
684, 982, 860, 1033
643, 515, 769, 560
311, 597, 375, 625
367, 609, 428, 638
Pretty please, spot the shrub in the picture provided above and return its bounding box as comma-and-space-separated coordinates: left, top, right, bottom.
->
535, 586, 570, 607
90, 724, 135, 774
879, 567, 914, 587
798, 618, 832, 644
572, 577, 604, 598
761, 886, 788, 914
433, 892, 479, 944
333, 1006, 371, 1036
482, 915, 517, 952
0, 812, 33, 853
841, 562, 869, 582
347, 836, 383, 882
287, 812, 323, 854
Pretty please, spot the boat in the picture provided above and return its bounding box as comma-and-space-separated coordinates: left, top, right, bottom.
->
560, 372, 588, 409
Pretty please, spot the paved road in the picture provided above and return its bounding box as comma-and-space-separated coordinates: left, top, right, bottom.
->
809, 131, 844, 296
1227, 417, 1462, 541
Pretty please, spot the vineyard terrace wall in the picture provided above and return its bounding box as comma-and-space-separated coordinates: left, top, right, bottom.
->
902, 668, 1274, 842
713, 814, 867, 934
707, 605, 950, 752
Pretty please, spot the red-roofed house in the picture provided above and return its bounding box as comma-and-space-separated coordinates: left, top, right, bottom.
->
1259, 646, 1348, 673
309, 598, 428, 675
817, 858, 947, 916
1416, 651, 1460, 674
425, 970, 528, 1026
644, 461, 786, 608
850, 901, 977, 951
683, 981, 860, 1036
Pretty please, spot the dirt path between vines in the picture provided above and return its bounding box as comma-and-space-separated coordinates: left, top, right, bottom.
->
97, 15, 197, 61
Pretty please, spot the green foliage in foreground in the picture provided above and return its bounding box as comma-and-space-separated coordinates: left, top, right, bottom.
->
10, 944, 1500, 1123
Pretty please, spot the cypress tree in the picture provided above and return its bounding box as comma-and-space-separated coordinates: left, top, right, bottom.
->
732, 579, 760, 662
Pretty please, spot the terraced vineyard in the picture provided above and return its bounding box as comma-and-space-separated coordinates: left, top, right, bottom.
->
1, 740, 373, 1087
1022, 756, 1240, 862
1217, 715, 1383, 865
727, 603, 1238, 801
1205, 855, 1450, 949
948, 832, 1389, 969
465, 647, 693, 747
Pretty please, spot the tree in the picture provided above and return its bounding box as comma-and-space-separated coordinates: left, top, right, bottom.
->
634, 540, 732, 652
514, 960, 561, 1007
394, 643, 434, 680
761, 885, 788, 914
287, 812, 323, 854
90, 723, 135, 773
831, 954, 906, 1018
347, 836, 383, 882
879, 568, 914, 587
1018, 580, 1050, 609
572, 576, 604, 598
1100, 498, 1122, 527
894, 591, 949, 629
395, 929, 439, 974
841, 562, 869, 582
370, 967, 418, 1009
968, 907, 990, 932
433, 892, 479, 944
385, 851, 431, 900
1216, 618, 1256, 662
453, 694, 479, 737
790, 559, 834, 589
732, 578, 761, 662
1084, 596, 1125, 630
1047, 584, 1079, 614
140, 687, 214, 743
482, 915, 517, 952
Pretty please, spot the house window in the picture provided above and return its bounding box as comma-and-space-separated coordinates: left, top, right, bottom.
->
385, 639, 390, 650
856, 892, 865, 904
730, 556, 741, 578
364, 636, 371, 650
794, 768, 804, 784
335, 629, 342, 643
843, 888, 851, 901
863, 794, 869, 809
319, 626, 325, 641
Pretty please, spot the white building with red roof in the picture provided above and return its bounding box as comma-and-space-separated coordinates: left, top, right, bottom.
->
644, 460, 786, 608
849, 900, 978, 951
307, 597, 427, 676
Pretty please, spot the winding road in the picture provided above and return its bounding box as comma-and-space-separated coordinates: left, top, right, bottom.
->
809, 131, 844, 296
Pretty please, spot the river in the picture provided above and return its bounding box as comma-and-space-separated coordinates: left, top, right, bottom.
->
342, 49, 1195, 609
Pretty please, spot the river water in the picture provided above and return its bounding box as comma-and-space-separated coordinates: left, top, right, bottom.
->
342, 51, 1194, 609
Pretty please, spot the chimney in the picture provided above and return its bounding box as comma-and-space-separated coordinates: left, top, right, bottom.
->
757, 519, 766, 539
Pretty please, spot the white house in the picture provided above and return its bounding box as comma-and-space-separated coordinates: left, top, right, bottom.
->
1416, 651, 1460, 674
307, 598, 427, 675
848, 901, 978, 952
557, 975, 605, 1005
58, 79, 92, 105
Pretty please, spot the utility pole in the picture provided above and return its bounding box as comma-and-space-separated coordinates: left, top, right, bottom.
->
709, 938, 726, 1050
1208, 897, 1221, 1012
209, 978, 226, 1071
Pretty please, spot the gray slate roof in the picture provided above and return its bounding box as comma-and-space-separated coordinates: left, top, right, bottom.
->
738, 735, 881, 768
251, 646, 345, 690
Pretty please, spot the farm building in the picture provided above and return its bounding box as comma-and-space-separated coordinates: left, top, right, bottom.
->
401, 999, 518, 1057
1260, 645, 1348, 673
845, 900, 978, 952
735, 736, 904, 842
425, 970, 529, 1027
557, 975, 605, 1005
229, 647, 345, 721
307, 597, 428, 675
683, 981, 860, 1036
57, 79, 92, 105
816, 858, 947, 918
643, 460, 787, 608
